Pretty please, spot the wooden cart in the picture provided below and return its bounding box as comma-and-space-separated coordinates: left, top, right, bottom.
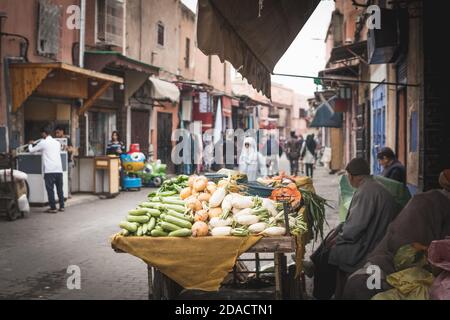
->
113, 236, 306, 300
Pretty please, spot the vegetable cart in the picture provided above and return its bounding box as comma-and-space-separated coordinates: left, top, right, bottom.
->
112, 236, 306, 300
111, 173, 328, 300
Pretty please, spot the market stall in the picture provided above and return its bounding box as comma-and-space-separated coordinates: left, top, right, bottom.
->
111, 171, 329, 299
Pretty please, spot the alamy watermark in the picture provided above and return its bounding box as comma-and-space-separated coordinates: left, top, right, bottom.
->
366, 264, 381, 290
67, 265, 81, 290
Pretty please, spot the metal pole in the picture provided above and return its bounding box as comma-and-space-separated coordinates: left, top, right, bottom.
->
273, 72, 420, 87
79, 0, 86, 68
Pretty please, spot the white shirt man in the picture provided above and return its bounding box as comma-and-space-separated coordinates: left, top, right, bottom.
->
29, 130, 65, 213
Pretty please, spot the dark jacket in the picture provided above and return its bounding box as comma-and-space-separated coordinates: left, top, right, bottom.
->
382, 160, 406, 184
329, 176, 401, 273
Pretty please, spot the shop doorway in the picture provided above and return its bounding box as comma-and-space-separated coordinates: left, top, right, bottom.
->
131, 109, 150, 156
157, 112, 173, 172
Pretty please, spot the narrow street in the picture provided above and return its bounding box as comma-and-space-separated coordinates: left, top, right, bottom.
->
0, 165, 339, 300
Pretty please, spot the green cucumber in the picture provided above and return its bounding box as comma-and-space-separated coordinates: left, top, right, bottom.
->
136, 226, 143, 237
127, 215, 150, 224
157, 190, 177, 197
119, 221, 139, 233
128, 208, 149, 216
161, 214, 192, 229
140, 202, 162, 209
168, 228, 192, 237
145, 208, 162, 217
162, 204, 186, 213
142, 223, 148, 235
151, 229, 168, 237
154, 225, 164, 232
160, 221, 182, 232
147, 217, 156, 233
161, 198, 186, 207
165, 210, 194, 223
121, 229, 130, 237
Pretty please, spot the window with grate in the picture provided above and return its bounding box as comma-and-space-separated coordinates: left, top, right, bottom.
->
37, 0, 61, 57
96, 0, 124, 47
157, 22, 165, 47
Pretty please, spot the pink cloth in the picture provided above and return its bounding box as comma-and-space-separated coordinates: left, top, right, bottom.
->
428, 238, 450, 300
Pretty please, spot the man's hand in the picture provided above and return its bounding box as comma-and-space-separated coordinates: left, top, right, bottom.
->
29, 140, 35, 145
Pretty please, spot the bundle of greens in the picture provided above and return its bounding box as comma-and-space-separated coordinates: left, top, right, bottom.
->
299, 189, 332, 242
151, 175, 189, 195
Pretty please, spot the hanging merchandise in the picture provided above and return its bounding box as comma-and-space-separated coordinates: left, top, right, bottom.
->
199, 92, 208, 113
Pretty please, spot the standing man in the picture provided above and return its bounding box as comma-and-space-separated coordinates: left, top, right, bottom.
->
377, 147, 406, 184
29, 127, 65, 214
55, 126, 74, 197
285, 131, 302, 176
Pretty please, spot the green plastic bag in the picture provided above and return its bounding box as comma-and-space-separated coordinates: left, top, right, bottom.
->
338, 175, 412, 222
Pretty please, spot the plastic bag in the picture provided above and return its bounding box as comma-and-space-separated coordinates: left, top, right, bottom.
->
18, 194, 30, 213
428, 239, 450, 300
372, 267, 434, 300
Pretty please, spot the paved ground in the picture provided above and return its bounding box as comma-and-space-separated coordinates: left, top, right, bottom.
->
0, 190, 151, 300
0, 161, 340, 300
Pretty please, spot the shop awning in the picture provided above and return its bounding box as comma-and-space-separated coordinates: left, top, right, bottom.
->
197, 0, 320, 99
319, 64, 359, 78
310, 97, 343, 128
85, 51, 160, 75
149, 77, 180, 103
328, 41, 368, 64
9, 62, 123, 114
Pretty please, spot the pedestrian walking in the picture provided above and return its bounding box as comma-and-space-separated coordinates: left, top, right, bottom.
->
285, 131, 302, 176
239, 137, 259, 181
28, 127, 65, 214
301, 134, 317, 178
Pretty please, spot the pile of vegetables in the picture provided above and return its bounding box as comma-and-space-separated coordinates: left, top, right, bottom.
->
119, 189, 194, 238
118, 174, 310, 238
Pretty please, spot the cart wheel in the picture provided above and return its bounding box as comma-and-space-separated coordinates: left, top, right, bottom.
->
6, 200, 20, 221
152, 177, 163, 188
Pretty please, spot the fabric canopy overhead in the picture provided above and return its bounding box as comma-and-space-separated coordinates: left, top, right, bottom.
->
310, 96, 343, 128
149, 77, 180, 103
197, 0, 320, 99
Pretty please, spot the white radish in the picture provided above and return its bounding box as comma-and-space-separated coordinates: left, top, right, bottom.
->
209, 217, 233, 228
262, 198, 278, 217
211, 226, 232, 237
209, 188, 227, 208
232, 207, 241, 215
233, 208, 253, 218
248, 223, 268, 234
236, 215, 260, 226
261, 227, 286, 237
231, 194, 254, 209
221, 194, 234, 212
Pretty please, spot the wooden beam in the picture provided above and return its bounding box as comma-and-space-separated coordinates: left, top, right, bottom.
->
10, 66, 52, 112
11, 62, 123, 83
79, 81, 113, 115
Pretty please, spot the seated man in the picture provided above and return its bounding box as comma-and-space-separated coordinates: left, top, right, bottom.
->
343, 169, 450, 300
309, 158, 401, 300
377, 147, 406, 184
